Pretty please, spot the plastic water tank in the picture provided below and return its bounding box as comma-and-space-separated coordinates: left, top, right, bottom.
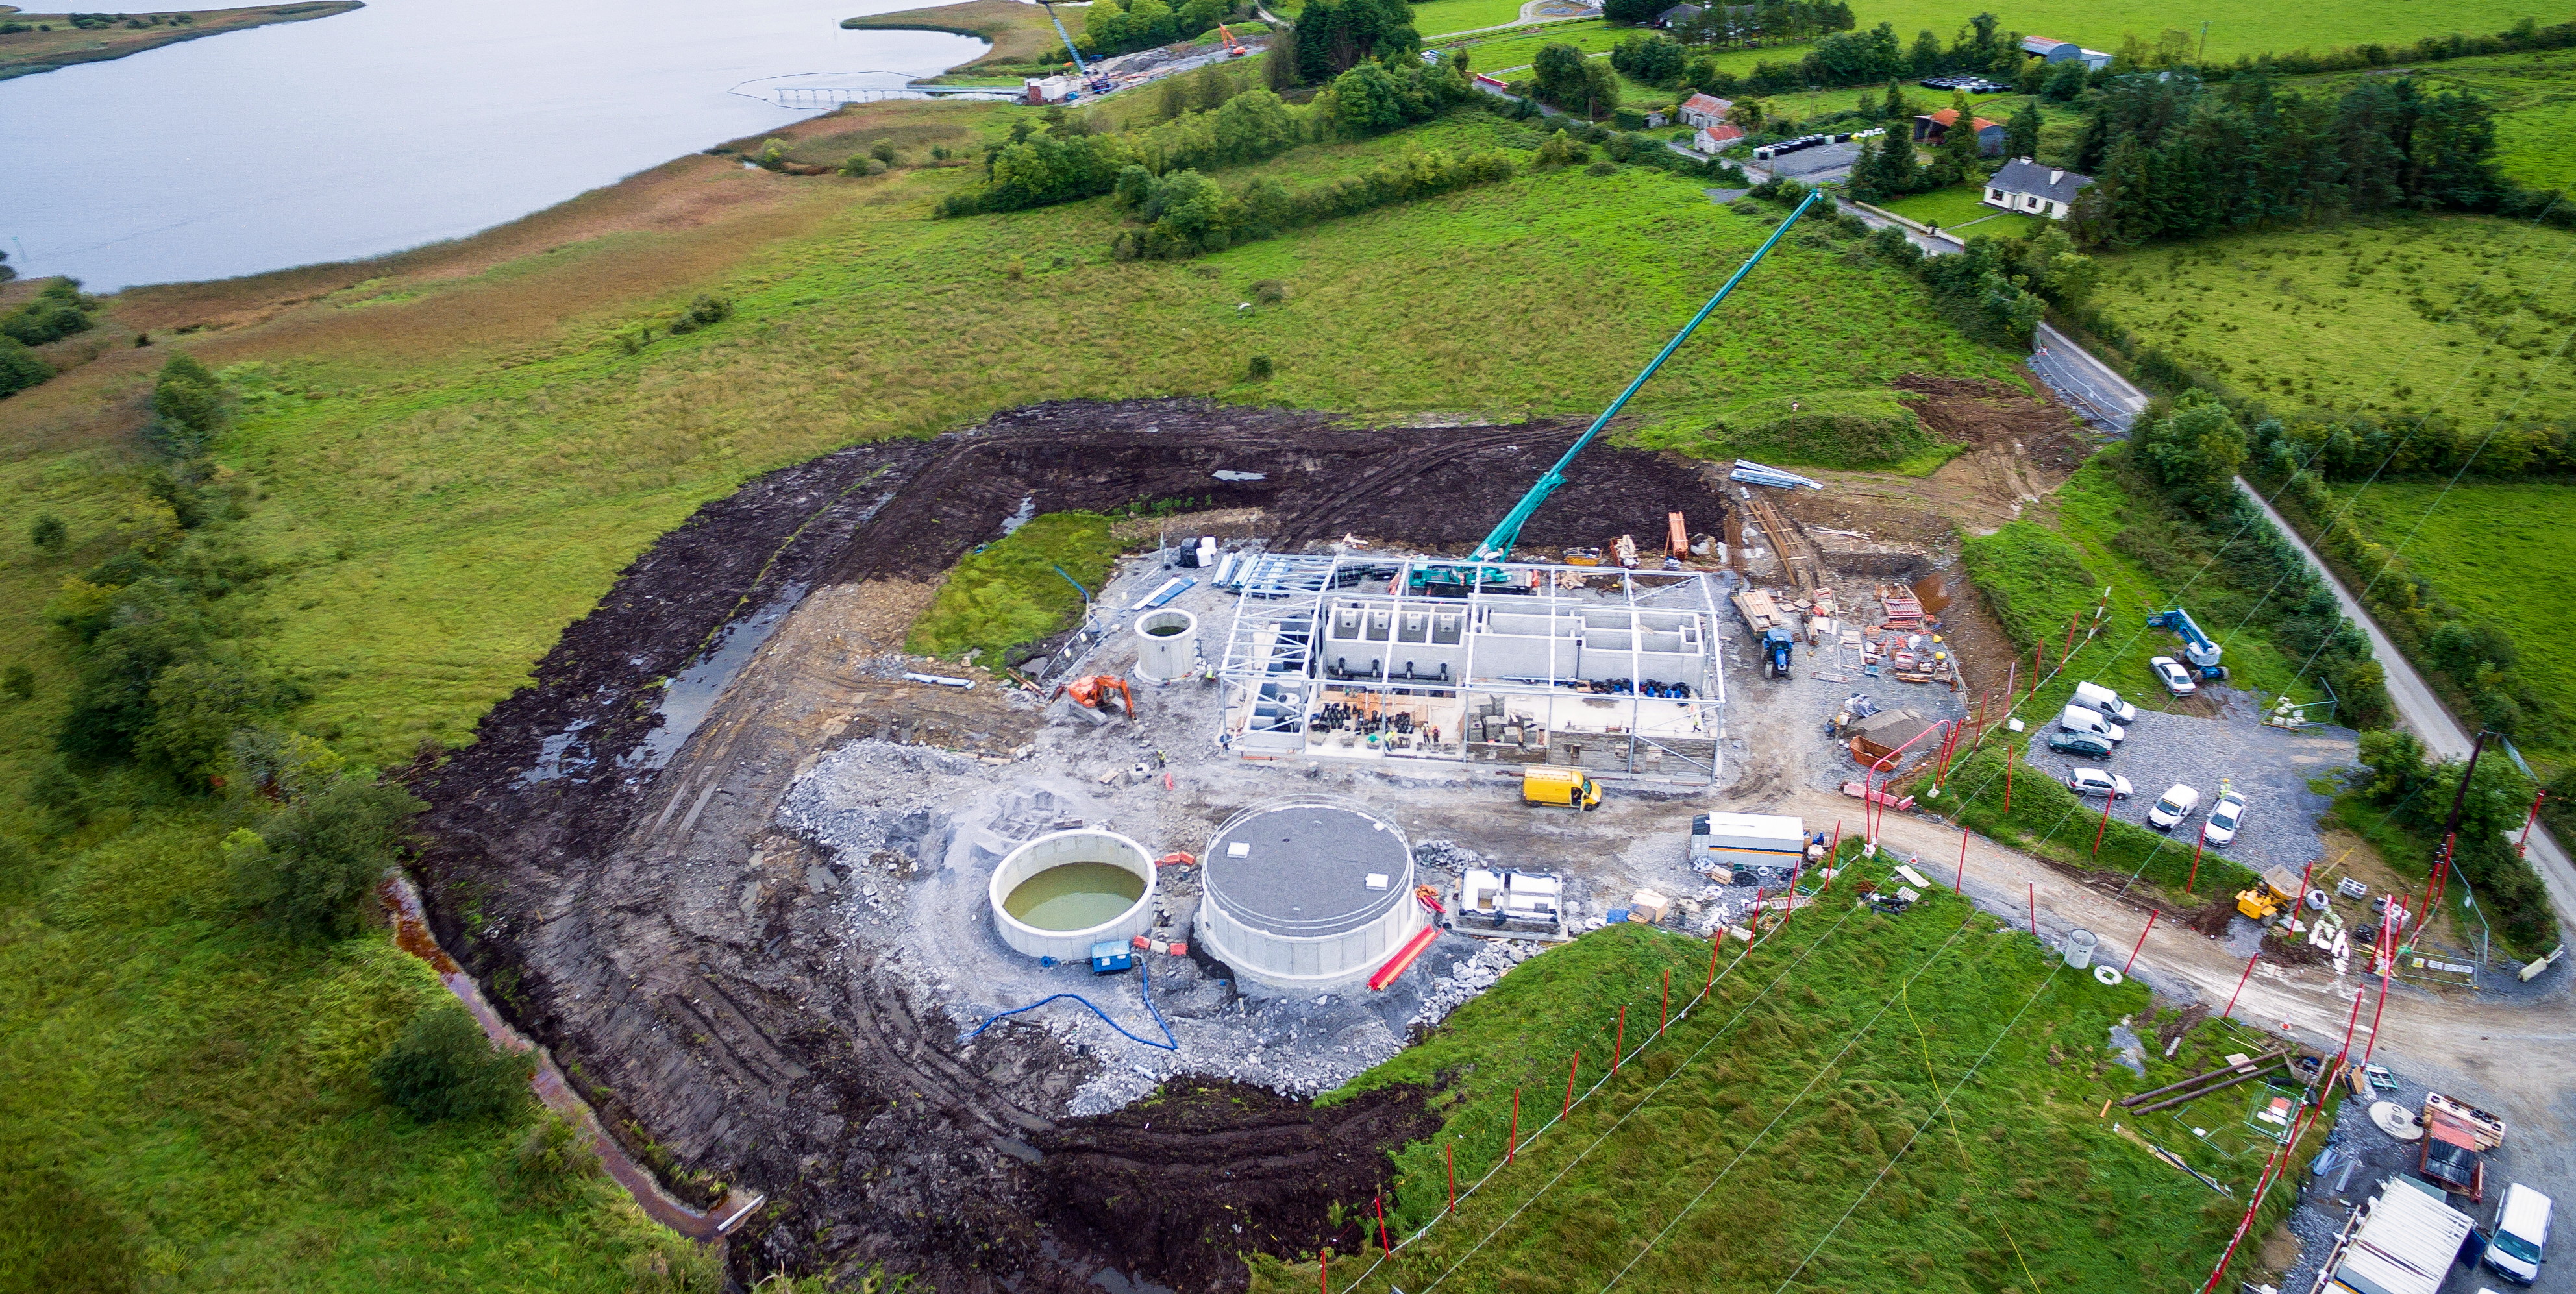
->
1134, 609, 1197, 682
2063, 928, 2098, 970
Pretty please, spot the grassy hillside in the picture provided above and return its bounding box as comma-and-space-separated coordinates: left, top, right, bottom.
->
1257, 876, 2320, 1294
2330, 480, 2576, 758
2090, 216, 2576, 430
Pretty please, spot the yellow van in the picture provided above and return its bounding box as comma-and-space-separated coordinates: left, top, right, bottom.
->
1522, 766, 1602, 810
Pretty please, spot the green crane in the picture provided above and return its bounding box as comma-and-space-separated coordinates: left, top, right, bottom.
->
1409, 185, 1827, 593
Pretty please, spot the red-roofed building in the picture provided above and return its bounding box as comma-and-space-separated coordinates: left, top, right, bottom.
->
1679, 92, 1733, 128
1913, 107, 2005, 156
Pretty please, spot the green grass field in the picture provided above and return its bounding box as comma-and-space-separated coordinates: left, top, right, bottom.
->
906, 511, 1126, 661
1876, 183, 2002, 230
1413, 0, 1544, 37
2091, 216, 2576, 428
2329, 480, 2576, 755
0, 809, 699, 1293
1246, 874, 2320, 1294
2284, 51, 2576, 189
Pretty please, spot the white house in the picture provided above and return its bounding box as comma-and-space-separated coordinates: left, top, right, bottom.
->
1983, 156, 2093, 219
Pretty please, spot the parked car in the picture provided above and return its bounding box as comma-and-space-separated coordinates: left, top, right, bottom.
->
2203, 790, 2249, 846
2072, 681, 2138, 723
2486, 1183, 2552, 1285
2066, 769, 2133, 799
2046, 729, 2114, 759
2150, 655, 2197, 696
2146, 784, 2201, 831
2060, 703, 2126, 743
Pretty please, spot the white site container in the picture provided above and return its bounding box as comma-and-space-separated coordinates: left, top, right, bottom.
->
1691, 811, 1807, 881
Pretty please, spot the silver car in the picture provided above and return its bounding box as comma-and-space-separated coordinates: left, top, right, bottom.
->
2065, 769, 2133, 800
2150, 655, 2197, 696
2203, 790, 2249, 846
2146, 784, 2201, 831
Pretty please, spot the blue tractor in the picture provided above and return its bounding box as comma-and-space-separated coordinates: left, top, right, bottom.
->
1763, 626, 1796, 679
2146, 607, 2228, 680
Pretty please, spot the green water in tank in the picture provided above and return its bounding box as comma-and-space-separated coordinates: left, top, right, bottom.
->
1004, 862, 1145, 931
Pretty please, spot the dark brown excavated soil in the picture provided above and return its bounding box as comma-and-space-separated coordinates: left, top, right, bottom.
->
402, 400, 1733, 1292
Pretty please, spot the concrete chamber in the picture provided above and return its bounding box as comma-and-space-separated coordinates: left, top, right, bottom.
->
1195, 797, 1425, 992
1134, 608, 1197, 682
989, 829, 1158, 962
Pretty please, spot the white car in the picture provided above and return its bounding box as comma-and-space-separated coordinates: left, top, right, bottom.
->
2150, 655, 2197, 696
2065, 769, 2133, 800
2486, 1182, 2552, 1285
2203, 790, 2249, 846
2146, 784, 2201, 831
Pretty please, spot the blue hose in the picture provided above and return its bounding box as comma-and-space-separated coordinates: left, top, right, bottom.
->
962, 963, 1178, 1051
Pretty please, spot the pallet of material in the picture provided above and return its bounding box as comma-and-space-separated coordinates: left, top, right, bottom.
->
1876, 585, 1924, 629
1731, 589, 1787, 631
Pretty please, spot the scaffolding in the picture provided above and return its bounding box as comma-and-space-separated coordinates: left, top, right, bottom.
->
1217, 552, 1728, 783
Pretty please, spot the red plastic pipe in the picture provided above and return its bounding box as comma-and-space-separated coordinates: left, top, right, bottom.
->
1368, 925, 1441, 991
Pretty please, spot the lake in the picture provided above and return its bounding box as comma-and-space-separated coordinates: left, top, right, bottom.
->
0, 0, 989, 291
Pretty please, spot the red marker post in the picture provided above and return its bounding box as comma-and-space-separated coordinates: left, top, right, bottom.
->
2028, 883, 2037, 938
2223, 949, 2260, 1021
1955, 825, 1970, 892
1613, 1005, 1625, 1074
2092, 789, 2115, 856
1446, 1142, 1455, 1213
2122, 910, 2158, 976
1505, 1088, 1520, 1164
2003, 746, 2015, 812
2186, 827, 2207, 894
1660, 969, 1671, 1034
1563, 1051, 1579, 1118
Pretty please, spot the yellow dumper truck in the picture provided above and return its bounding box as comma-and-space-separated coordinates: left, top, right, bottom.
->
2236, 865, 2306, 925
1522, 766, 1602, 811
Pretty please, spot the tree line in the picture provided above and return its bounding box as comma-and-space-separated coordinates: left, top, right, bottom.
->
1598, 0, 1855, 49
1082, 0, 1258, 58
1108, 143, 1515, 259
939, 56, 1468, 217
2063, 72, 2504, 249
1600, 10, 2031, 103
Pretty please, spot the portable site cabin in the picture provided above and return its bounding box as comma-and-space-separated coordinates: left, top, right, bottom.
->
1690, 812, 1807, 885
2318, 1176, 2476, 1294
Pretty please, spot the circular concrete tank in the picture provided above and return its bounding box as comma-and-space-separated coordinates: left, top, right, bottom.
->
1196, 797, 1425, 992
989, 829, 1158, 962
1133, 609, 1198, 683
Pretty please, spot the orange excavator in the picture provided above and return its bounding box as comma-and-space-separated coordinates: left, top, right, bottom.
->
1059, 675, 1135, 717
1216, 21, 1248, 56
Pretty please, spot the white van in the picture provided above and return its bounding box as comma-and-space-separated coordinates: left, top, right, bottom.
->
2059, 703, 2126, 744
2486, 1183, 2552, 1285
2071, 681, 2138, 724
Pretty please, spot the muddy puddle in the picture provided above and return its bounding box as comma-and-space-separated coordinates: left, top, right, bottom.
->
626, 580, 810, 771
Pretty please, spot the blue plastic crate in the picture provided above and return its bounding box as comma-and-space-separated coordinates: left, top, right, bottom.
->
1088, 940, 1133, 974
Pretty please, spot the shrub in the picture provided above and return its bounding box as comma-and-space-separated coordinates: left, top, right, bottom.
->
147, 353, 227, 457
506, 1113, 602, 1207
1253, 279, 1287, 303
868, 138, 898, 164
371, 1000, 533, 1123
230, 775, 427, 942
28, 513, 65, 555
1247, 354, 1274, 380
1584, 159, 1618, 176
663, 295, 733, 335
3, 665, 32, 703
0, 337, 53, 398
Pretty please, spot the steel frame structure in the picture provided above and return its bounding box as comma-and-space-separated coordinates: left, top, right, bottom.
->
1217, 552, 1728, 783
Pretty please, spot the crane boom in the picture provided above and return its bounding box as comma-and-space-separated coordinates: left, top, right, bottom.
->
1038, 0, 1090, 77
1468, 186, 1824, 566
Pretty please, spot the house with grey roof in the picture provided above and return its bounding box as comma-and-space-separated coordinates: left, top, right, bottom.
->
1983, 157, 2093, 219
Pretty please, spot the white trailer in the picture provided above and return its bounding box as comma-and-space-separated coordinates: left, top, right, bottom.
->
2312, 1177, 2476, 1294
1690, 811, 1809, 884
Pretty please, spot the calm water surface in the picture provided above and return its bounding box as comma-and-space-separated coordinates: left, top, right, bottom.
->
0, 0, 987, 289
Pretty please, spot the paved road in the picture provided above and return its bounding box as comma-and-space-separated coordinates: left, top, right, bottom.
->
2030, 321, 2147, 432
2236, 478, 2576, 934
